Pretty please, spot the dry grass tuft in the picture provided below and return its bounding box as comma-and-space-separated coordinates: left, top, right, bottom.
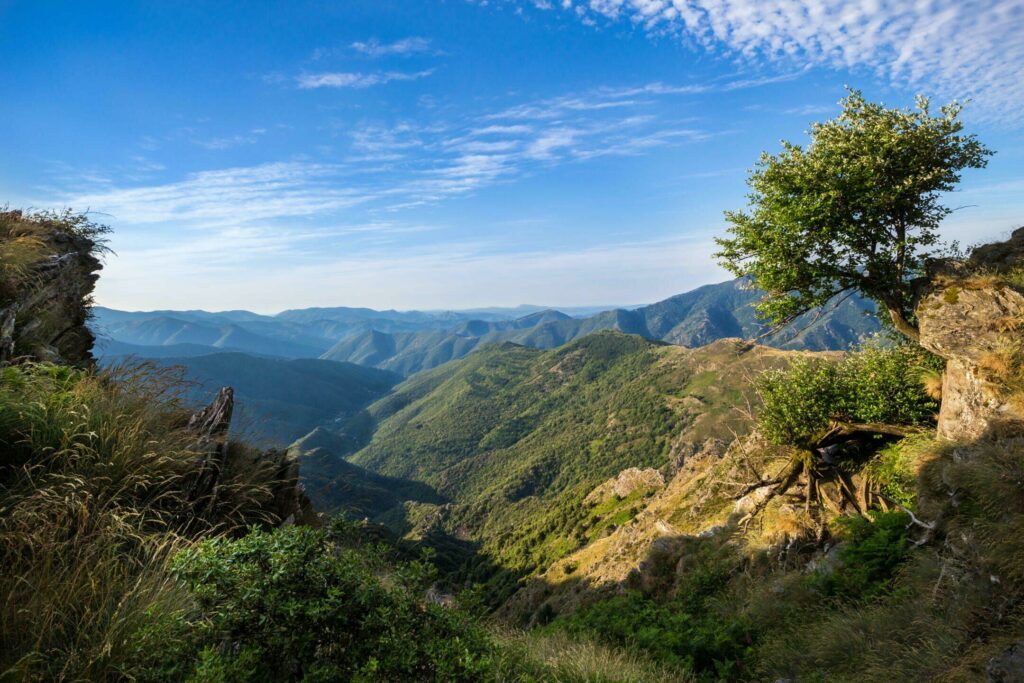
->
0, 362, 276, 680
919, 368, 944, 401
979, 350, 1013, 378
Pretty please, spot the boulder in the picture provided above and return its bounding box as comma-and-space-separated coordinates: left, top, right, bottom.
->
917, 283, 1024, 441
585, 467, 665, 504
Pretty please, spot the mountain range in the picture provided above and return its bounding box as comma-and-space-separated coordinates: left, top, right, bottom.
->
93, 278, 880, 375
289, 331, 805, 601
102, 352, 400, 445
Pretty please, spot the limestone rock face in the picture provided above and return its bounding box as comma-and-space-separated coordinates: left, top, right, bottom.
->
584, 467, 665, 504
918, 284, 1024, 440
0, 214, 101, 366
916, 227, 1024, 441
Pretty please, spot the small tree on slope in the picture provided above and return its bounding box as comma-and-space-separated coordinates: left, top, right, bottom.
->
715, 89, 991, 341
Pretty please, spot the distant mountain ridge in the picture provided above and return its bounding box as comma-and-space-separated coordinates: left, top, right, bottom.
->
91, 302, 597, 362
92, 278, 880, 374
321, 279, 879, 374
99, 351, 400, 445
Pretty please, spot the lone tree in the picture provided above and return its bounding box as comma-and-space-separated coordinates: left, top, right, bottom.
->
715, 90, 992, 341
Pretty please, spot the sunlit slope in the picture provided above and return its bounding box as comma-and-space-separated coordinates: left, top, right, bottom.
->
343, 332, 799, 585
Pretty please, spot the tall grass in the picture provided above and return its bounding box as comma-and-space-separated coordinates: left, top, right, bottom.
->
745, 436, 1024, 681
0, 362, 274, 680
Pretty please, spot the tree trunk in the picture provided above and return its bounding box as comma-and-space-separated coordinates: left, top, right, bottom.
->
884, 303, 920, 342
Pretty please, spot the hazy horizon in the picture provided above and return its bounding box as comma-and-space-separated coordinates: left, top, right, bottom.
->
4, 1, 1022, 312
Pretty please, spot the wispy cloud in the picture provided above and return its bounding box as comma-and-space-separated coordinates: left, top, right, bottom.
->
62, 162, 370, 226
192, 128, 268, 150
350, 37, 433, 57
296, 69, 434, 89
59, 80, 719, 229
537, 1, 1024, 123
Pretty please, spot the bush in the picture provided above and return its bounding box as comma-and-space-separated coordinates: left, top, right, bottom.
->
811, 511, 912, 600
867, 435, 936, 509
128, 525, 500, 682
551, 566, 751, 679
756, 342, 941, 446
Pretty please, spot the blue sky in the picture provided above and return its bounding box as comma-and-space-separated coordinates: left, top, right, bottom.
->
2, 0, 1023, 313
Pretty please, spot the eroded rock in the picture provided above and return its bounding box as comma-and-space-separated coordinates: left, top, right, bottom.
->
918, 283, 1024, 441
0, 215, 102, 367
585, 467, 665, 504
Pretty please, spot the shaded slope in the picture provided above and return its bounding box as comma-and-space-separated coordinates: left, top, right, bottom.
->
289, 427, 443, 518
123, 352, 400, 445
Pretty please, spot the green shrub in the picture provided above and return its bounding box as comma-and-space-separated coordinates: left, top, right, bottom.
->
811, 511, 911, 600
552, 565, 751, 679
755, 357, 840, 446
867, 435, 935, 509
757, 342, 941, 446
129, 525, 499, 682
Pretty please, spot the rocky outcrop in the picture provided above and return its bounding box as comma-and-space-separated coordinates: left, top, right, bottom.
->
0, 211, 102, 366
584, 467, 665, 504
0, 209, 315, 527
917, 226, 1024, 441
185, 387, 316, 526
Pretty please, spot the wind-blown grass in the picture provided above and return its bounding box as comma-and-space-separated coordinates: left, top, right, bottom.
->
0, 362, 273, 680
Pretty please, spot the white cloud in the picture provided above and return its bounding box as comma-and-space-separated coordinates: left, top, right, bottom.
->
350, 37, 434, 56
541, 0, 1024, 123
192, 128, 267, 150
63, 162, 370, 226
296, 69, 433, 89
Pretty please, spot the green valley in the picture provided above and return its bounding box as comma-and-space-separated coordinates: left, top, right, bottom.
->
302, 332, 801, 601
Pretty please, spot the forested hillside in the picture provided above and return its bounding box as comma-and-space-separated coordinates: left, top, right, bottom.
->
303, 332, 803, 601
100, 351, 399, 445
321, 278, 878, 375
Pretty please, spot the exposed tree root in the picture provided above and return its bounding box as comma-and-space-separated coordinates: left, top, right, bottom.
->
736, 421, 932, 534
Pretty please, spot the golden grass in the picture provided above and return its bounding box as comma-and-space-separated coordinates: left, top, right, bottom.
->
492, 627, 693, 682
979, 350, 1013, 377
919, 368, 944, 401
0, 362, 276, 680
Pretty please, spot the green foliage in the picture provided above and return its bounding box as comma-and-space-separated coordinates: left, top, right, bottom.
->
552, 566, 751, 679
0, 362, 271, 681
867, 435, 934, 508
129, 525, 499, 682
811, 511, 912, 600
756, 342, 941, 446
755, 356, 840, 446
715, 89, 991, 338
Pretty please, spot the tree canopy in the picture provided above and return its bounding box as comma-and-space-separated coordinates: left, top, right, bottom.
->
715, 90, 992, 340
